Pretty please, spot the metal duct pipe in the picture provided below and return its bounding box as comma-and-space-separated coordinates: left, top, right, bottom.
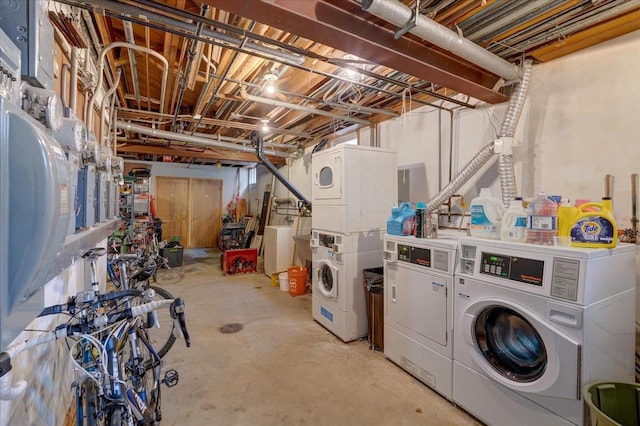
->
116, 121, 291, 159
191, 131, 298, 150
361, 0, 520, 81
251, 131, 311, 211
88, 42, 169, 133
101, 69, 122, 148
70, 47, 78, 113
241, 90, 371, 126
426, 60, 533, 212
497, 59, 533, 206
171, 4, 209, 131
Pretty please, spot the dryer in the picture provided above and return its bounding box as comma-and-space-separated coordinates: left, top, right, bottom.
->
383, 235, 459, 400
311, 144, 396, 234
453, 237, 636, 426
311, 230, 384, 342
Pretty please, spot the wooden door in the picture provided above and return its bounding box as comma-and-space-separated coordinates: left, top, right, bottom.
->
155, 177, 189, 246
189, 178, 222, 248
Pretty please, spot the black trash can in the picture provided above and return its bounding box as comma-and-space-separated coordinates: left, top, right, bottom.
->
363, 267, 384, 351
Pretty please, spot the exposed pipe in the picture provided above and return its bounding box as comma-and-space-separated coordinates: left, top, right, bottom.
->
241, 89, 371, 126
251, 131, 311, 212
101, 69, 122, 148
116, 121, 291, 159
70, 47, 78, 113
171, 4, 209, 132
60, 63, 70, 109
191, 131, 299, 150
497, 59, 533, 206
88, 42, 169, 132
122, 21, 141, 107
361, 0, 520, 81
426, 60, 533, 212
190, 21, 257, 134
58, 0, 304, 65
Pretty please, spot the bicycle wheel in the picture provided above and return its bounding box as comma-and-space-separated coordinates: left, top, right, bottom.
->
131, 327, 162, 423
77, 380, 103, 426
145, 285, 177, 358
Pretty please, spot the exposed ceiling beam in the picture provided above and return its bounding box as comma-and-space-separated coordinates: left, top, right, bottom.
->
205, 0, 507, 104
117, 143, 285, 165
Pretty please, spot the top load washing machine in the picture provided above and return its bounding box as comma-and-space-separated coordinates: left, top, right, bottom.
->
453, 237, 636, 426
311, 144, 396, 234
383, 234, 460, 400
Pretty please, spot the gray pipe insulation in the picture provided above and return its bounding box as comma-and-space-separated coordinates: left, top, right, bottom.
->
426, 60, 533, 212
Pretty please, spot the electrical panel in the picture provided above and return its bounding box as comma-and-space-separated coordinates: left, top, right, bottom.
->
96, 171, 109, 223
0, 27, 21, 105
0, 0, 55, 89
66, 151, 80, 235
76, 164, 96, 229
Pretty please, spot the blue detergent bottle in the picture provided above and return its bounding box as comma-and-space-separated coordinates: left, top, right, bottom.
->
387, 202, 416, 236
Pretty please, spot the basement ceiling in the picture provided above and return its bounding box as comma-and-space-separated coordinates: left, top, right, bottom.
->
51, 0, 640, 165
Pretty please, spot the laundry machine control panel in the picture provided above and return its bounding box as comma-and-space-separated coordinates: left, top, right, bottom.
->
397, 244, 431, 267
480, 252, 544, 286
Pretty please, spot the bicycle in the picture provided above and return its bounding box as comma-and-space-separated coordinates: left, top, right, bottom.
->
0, 248, 191, 425
107, 245, 177, 358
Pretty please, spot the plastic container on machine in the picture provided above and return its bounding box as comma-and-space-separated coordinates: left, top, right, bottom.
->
386, 202, 416, 236
469, 188, 503, 239
526, 192, 558, 245
415, 202, 427, 238
557, 197, 617, 248
500, 197, 527, 242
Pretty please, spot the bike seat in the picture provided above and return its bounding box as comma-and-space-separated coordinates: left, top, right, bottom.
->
82, 247, 107, 259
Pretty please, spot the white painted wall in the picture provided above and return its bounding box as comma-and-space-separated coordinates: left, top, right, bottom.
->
2, 240, 108, 424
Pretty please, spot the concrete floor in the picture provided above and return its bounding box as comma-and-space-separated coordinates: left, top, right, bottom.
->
155, 249, 480, 426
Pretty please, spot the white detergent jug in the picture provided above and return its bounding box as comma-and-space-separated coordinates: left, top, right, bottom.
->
470, 188, 503, 239
500, 197, 527, 242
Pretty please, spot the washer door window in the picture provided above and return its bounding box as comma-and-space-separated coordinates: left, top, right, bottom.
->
317, 262, 338, 298
475, 306, 547, 382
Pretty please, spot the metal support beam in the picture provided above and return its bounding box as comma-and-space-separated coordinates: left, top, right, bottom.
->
206, 0, 507, 104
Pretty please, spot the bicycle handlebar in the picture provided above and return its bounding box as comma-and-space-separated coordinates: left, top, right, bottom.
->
0, 296, 183, 400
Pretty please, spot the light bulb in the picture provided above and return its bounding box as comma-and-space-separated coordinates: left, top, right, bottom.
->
262, 123, 269, 132
266, 83, 275, 94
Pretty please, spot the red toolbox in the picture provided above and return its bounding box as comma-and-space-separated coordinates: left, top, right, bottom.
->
221, 248, 258, 275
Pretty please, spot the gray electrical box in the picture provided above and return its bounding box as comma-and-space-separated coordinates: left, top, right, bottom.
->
0, 0, 55, 89
96, 171, 109, 223
66, 151, 80, 235
77, 164, 96, 229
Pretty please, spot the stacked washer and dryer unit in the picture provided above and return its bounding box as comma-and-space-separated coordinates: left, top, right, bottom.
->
454, 237, 636, 426
311, 144, 396, 342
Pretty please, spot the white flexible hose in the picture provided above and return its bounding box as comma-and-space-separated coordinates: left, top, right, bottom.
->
497, 59, 533, 206
426, 59, 534, 212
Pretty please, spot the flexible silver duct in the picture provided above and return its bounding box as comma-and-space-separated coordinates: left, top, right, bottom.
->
116, 121, 291, 159
497, 59, 533, 206
361, 0, 519, 80
426, 143, 495, 212
426, 60, 533, 212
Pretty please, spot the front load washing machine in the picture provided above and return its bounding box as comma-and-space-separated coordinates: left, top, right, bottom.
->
311, 231, 384, 342
383, 235, 459, 400
453, 237, 636, 426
